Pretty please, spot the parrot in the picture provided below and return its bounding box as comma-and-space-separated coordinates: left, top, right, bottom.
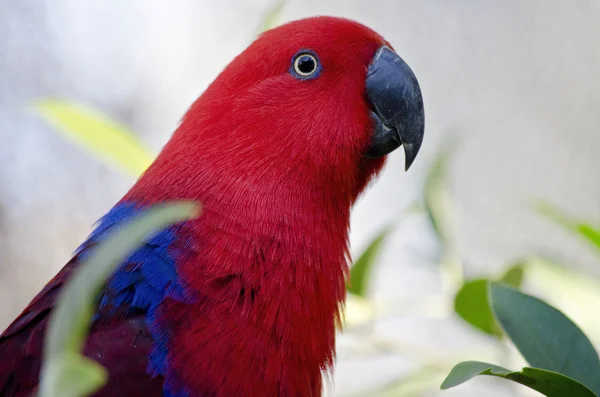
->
0, 16, 424, 397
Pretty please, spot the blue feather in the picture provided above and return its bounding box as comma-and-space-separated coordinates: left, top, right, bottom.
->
76, 202, 192, 395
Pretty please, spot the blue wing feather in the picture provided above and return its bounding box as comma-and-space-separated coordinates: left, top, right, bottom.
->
77, 202, 193, 392
0, 201, 195, 397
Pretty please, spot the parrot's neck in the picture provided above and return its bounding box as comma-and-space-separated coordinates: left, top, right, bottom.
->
125, 152, 353, 396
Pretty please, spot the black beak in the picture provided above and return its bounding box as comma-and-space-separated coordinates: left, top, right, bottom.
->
365, 46, 424, 170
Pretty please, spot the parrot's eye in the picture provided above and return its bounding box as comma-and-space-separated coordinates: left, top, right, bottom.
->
290, 50, 321, 80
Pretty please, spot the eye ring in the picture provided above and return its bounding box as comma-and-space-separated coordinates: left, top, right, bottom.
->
290, 50, 321, 80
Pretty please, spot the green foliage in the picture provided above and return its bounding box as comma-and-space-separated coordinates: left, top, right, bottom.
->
454, 280, 502, 337
348, 227, 391, 297
33, 95, 600, 396
38, 202, 200, 397
499, 262, 524, 286
34, 99, 154, 177
535, 199, 600, 253
453, 263, 523, 337
490, 283, 600, 394
442, 282, 600, 396
441, 361, 596, 397
423, 145, 455, 249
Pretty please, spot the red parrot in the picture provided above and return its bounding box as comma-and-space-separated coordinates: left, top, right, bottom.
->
0, 16, 424, 397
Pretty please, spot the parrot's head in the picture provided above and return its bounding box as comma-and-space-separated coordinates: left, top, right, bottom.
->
148, 16, 424, 206
124, 18, 425, 394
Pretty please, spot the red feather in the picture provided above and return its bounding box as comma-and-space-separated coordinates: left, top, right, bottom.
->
1, 16, 390, 396
0, 256, 165, 397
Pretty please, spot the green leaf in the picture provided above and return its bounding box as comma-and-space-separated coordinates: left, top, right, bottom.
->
499, 262, 524, 287
453, 263, 523, 337
489, 282, 600, 396
454, 279, 503, 337
41, 354, 108, 397
347, 227, 391, 298
423, 143, 465, 293
578, 224, 600, 251
534, 200, 600, 252
39, 202, 200, 397
34, 99, 155, 177
441, 361, 512, 389
256, 0, 286, 35
423, 147, 454, 248
441, 361, 597, 397
535, 199, 577, 230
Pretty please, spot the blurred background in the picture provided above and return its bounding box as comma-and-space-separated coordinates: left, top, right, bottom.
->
2, 1, 600, 396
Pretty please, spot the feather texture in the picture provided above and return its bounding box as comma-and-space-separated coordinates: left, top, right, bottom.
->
0, 16, 393, 397
0, 202, 195, 396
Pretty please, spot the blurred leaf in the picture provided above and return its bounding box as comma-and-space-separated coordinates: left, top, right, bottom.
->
453, 263, 523, 338
454, 279, 502, 337
40, 353, 107, 397
423, 147, 454, 248
441, 361, 597, 397
34, 99, 155, 177
39, 202, 200, 397
256, 0, 286, 34
499, 262, 524, 286
535, 199, 576, 229
535, 200, 600, 252
423, 143, 465, 293
345, 200, 424, 300
348, 227, 391, 298
489, 282, 600, 396
579, 224, 600, 251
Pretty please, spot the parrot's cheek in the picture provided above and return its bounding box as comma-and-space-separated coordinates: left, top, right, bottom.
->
365, 46, 425, 171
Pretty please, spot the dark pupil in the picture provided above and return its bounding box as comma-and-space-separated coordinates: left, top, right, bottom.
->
298, 56, 316, 74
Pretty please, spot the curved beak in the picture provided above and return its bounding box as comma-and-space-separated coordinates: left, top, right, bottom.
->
365, 46, 425, 171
